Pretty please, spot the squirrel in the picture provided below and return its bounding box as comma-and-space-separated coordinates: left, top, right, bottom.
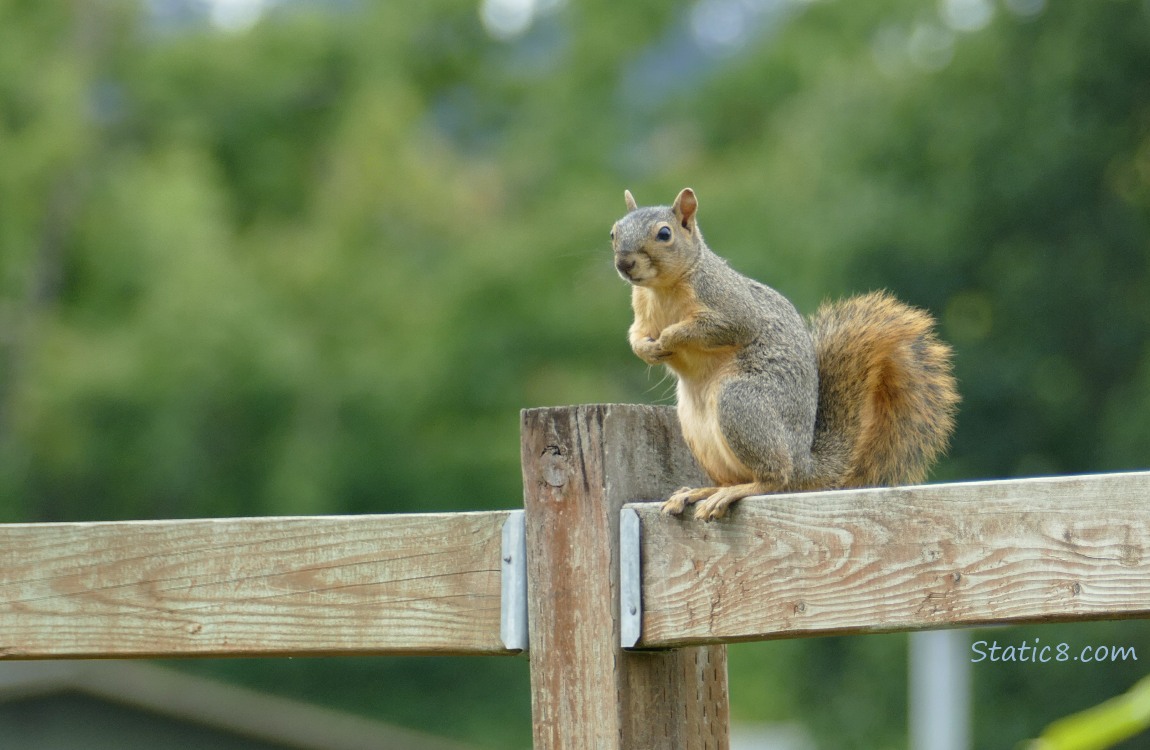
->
612, 188, 959, 521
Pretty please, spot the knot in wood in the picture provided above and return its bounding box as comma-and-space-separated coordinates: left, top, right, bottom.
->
540, 444, 569, 488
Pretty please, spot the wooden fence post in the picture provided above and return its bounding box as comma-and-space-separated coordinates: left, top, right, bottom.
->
521, 404, 729, 750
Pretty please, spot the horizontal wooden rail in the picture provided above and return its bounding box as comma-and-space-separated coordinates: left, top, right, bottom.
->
625, 471, 1150, 649
0, 511, 520, 659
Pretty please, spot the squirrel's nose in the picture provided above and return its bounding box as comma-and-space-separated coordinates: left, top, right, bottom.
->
616, 257, 637, 276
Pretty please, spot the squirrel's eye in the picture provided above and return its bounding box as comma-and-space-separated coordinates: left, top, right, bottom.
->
657, 226, 672, 241
610, 229, 615, 241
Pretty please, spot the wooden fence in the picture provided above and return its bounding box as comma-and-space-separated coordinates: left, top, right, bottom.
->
3, 403, 1149, 749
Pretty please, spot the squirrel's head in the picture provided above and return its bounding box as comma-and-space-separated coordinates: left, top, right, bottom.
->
611, 188, 703, 287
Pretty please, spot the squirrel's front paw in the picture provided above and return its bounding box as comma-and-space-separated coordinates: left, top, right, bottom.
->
633, 337, 671, 365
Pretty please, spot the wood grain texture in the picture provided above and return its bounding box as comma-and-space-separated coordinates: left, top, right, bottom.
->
0, 511, 514, 658
631, 471, 1150, 648
522, 404, 729, 750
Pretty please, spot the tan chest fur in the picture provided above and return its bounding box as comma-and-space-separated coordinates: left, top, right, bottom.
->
631, 284, 752, 485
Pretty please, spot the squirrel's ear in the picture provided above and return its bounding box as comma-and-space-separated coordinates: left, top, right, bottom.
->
672, 188, 698, 229
624, 189, 638, 212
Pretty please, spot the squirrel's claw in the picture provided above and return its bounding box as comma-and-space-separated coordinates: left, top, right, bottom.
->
661, 486, 717, 516
663, 482, 772, 520
693, 482, 774, 521
693, 489, 739, 521
634, 337, 671, 365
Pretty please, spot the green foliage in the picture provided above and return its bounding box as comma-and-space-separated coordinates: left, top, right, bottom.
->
2, 0, 1150, 747
1027, 672, 1150, 750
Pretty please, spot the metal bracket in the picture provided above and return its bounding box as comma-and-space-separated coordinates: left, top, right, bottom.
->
500, 510, 528, 652
620, 507, 642, 648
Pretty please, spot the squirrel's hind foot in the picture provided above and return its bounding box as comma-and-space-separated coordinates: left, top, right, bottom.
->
661, 486, 718, 516
693, 483, 763, 521
662, 482, 773, 521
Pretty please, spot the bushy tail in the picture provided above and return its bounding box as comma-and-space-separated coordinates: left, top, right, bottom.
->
808, 291, 959, 488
